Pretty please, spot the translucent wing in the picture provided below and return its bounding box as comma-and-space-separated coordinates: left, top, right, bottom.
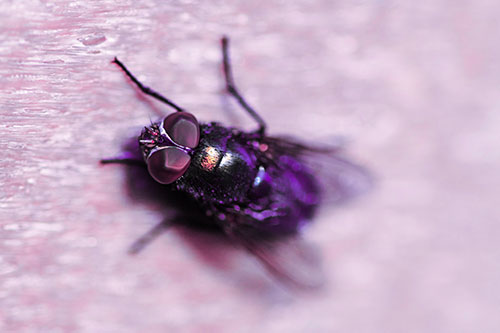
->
223, 219, 325, 289
215, 135, 371, 288
262, 136, 373, 205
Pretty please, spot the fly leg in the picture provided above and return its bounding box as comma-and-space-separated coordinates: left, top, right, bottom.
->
128, 219, 170, 254
112, 57, 185, 112
100, 152, 146, 167
221, 36, 267, 135
100, 158, 145, 167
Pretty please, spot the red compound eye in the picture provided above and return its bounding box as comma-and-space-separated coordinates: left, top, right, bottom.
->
147, 147, 191, 184
163, 112, 200, 148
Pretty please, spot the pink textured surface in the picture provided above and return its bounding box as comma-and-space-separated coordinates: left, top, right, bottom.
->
1, 1, 499, 332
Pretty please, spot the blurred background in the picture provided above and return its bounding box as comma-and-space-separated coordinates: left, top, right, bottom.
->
1, 1, 499, 332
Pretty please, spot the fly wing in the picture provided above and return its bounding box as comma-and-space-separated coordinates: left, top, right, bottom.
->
218, 135, 370, 288
262, 136, 373, 205
223, 221, 324, 289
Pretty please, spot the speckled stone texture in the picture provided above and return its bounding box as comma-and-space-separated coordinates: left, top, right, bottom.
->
1, 1, 499, 332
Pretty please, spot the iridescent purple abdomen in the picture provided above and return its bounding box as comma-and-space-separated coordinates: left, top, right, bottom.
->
246, 155, 320, 234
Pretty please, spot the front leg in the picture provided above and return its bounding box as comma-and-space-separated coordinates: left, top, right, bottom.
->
100, 151, 146, 167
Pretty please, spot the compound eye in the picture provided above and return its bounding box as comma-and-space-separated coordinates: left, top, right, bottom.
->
163, 112, 200, 148
147, 147, 191, 184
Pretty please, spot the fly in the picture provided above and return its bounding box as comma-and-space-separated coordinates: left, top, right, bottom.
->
101, 37, 371, 288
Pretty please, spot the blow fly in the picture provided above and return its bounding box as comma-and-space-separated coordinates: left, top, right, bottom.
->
101, 37, 371, 288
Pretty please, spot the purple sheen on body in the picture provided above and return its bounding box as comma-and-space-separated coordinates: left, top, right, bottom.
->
247, 156, 320, 234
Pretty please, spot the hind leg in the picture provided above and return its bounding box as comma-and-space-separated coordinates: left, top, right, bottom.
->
221, 37, 267, 135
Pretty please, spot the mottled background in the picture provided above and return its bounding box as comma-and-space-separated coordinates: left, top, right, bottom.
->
1, 1, 499, 332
